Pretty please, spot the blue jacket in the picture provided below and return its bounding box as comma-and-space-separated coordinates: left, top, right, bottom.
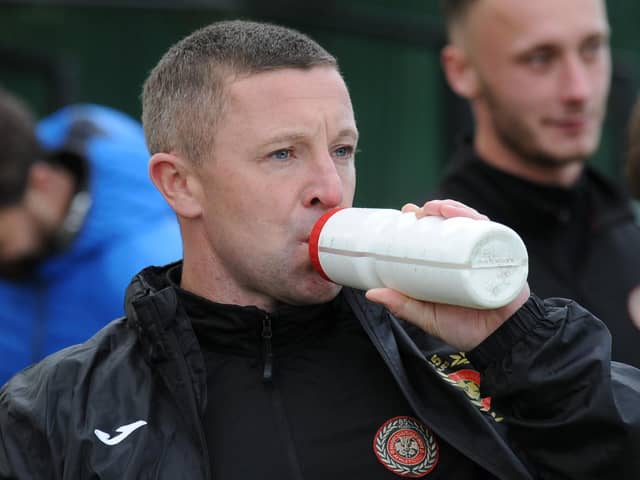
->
0, 104, 182, 385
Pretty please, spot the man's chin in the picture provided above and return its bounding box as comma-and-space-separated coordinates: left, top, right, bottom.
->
543, 133, 600, 164
0, 235, 62, 282
527, 144, 592, 169
0, 256, 42, 282
292, 277, 343, 306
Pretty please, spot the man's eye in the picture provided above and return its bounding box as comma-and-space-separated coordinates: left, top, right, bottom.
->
581, 38, 606, 60
333, 146, 354, 158
526, 51, 552, 68
271, 149, 292, 160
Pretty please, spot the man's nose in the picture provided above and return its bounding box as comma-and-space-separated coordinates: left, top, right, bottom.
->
303, 151, 344, 208
560, 55, 592, 105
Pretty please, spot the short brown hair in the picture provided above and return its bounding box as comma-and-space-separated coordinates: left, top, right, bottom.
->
0, 88, 42, 206
142, 20, 337, 165
440, 0, 478, 33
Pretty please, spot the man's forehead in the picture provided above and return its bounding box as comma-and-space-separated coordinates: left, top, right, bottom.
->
227, 66, 350, 102
225, 67, 354, 118
464, 0, 609, 47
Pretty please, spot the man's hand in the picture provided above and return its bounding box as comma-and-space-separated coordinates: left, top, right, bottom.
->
365, 199, 530, 351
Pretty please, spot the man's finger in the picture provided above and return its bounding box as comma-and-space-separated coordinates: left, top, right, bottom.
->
365, 288, 435, 334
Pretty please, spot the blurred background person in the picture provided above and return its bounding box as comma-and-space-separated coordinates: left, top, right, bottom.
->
0, 88, 182, 384
625, 94, 640, 330
626, 94, 640, 209
434, 0, 640, 366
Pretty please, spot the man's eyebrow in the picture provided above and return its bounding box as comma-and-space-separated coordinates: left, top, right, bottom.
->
259, 132, 310, 148
337, 128, 359, 142
260, 128, 359, 147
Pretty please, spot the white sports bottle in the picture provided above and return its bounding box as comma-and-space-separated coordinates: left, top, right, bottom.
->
309, 208, 529, 309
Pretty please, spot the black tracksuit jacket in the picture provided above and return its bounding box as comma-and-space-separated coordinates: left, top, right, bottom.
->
1, 262, 639, 479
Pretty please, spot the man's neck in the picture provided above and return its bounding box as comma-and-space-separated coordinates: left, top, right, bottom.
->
179, 227, 279, 313
474, 128, 584, 189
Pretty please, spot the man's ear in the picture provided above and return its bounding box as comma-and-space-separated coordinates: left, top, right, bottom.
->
26, 162, 65, 199
27, 162, 51, 190
25, 161, 72, 204
149, 152, 203, 219
441, 44, 480, 99
23, 162, 58, 218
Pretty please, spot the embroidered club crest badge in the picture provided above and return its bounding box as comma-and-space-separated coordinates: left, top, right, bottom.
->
373, 416, 439, 477
429, 352, 503, 421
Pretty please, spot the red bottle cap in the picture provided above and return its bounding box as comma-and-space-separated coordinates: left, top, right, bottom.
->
308, 207, 344, 281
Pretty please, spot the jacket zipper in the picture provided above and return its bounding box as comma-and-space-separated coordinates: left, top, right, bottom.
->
262, 315, 274, 382
260, 314, 304, 479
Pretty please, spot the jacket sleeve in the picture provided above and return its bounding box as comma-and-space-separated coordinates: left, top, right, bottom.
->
0, 369, 60, 479
468, 295, 640, 479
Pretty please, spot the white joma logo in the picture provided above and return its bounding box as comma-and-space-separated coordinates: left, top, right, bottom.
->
94, 420, 148, 446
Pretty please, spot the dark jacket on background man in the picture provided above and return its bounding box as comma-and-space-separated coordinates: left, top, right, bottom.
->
1, 262, 639, 479
435, 140, 640, 367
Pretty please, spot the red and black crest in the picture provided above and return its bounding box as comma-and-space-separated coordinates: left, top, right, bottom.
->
373, 416, 439, 477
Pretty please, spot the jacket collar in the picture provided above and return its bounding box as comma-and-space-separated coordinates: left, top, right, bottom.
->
125, 261, 207, 416
443, 138, 635, 234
